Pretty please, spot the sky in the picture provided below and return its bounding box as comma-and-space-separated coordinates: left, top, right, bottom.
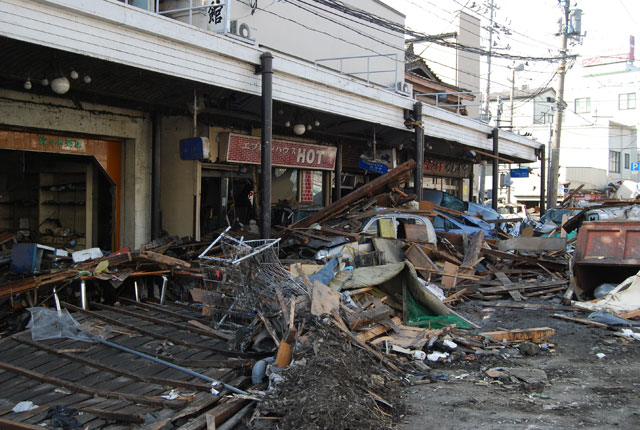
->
381, 0, 640, 94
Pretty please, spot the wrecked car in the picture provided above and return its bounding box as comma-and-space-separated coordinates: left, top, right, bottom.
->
315, 212, 436, 261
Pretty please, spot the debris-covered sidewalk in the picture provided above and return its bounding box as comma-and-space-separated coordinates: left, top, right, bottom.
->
0, 161, 640, 429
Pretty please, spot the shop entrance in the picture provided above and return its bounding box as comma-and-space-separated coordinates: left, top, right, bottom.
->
0, 150, 117, 251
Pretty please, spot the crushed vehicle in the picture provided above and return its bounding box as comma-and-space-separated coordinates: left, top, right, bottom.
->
315, 211, 437, 261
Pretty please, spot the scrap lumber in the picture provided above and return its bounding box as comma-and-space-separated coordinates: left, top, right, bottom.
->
551, 314, 609, 327
494, 272, 523, 301
403, 224, 433, 242
480, 327, 555, 344
345, 298, 393, 330
280, 160, 415, 233
479, 279, 568, 294
459, 231, 484, 275
497, 237, 567, 252
480, 248, 566, 271
140, 250, 191, 268
0, 418, 45, 430
0, 360, 189, 409
311, 280, 340, 317
441, 262, 459, 289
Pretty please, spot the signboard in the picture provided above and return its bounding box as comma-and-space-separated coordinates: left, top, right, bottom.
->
223, 133, 337, 170
358, 157, 388, 174
180, 137, 210, 160
206, 0, 229, 33
510, 168, 530, 178
423, 158, 472, 178
631, 161, 639, 174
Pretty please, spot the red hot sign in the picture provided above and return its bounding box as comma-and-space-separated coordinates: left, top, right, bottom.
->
223, 133, 337, 170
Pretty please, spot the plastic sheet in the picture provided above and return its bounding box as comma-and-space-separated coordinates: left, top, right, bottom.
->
27, 307, 95, 342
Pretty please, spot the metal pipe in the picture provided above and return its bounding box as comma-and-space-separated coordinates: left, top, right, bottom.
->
152, 113, 161, 240
333, 142, 342, 202
80, 280, 88, 310
260, 52, 273, 239
159, 276, 168, 305
134, 281, 140, 302
413, 102, 424, 198
492, 128, 499, 211
96, 337, 247, 395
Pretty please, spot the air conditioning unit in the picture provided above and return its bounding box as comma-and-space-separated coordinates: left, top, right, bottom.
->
229, 20, 257, 43
395, 81, 413, 96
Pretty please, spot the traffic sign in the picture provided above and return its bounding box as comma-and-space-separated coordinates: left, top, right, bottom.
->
631, 161, 639, 173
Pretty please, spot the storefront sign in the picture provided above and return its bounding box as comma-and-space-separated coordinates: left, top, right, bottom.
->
510, 168, 530, 178
358, 157, 388, 174
423, 158, 471, 178
223, 133, 337, 170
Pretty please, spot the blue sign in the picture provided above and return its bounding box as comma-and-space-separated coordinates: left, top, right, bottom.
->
510, 168, 530, 178
358, 158, 388, 174
180, 137, 208, 160
631, 162, 640, 172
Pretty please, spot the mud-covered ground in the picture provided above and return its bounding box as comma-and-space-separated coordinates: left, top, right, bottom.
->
400, 301, 640, 429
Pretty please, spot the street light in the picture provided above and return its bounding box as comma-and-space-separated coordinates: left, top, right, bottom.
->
509, 63, 525, 129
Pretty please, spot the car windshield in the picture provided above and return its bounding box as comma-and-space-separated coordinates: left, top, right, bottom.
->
441, 192, 466, 212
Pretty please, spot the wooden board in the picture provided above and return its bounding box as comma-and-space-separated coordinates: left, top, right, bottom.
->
497, 237, 567, 252
311, 281, 340, 317
480, 327, 555, 344
494, 272, 523, 301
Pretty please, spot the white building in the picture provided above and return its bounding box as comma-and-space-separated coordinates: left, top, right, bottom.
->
0, 0, 539, 250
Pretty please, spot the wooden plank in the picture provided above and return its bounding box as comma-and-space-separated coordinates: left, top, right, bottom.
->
345, 298, 392, 330
405, 243, 439, 271
140, 250, 191, 268
480, 248, 566, 271
479, 280, 568, 294
62, 303, 257, 358
13, 335, 212, 392
403, 224, 432, 242
441, 262, 459, 289
89, 303, 230, 341
279, 160, 415, 234
551, 314, 608, 328
480, 327, 555, 344
459, 231, 484, 276
311, 281, 340, 317
356, 325, 392, 342
497, 237, 567, 252
494, 272, 523, 301
0, 361, 187, 409
0, 417, 49, 430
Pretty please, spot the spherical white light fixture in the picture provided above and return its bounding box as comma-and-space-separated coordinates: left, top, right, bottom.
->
24, 79, 32, 90
41, 78, 49, 86
284, 121, 291, 127
306, 124, 312, 131
293, 123, 306, 135
83, 75, 92, 84
70, 70, 79, 80
314, 120, 320, 127
51, 77, 70, 95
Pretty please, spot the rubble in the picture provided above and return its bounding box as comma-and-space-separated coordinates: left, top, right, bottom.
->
0, 161, 639, 429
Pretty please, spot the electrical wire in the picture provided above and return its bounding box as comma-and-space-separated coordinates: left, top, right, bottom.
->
303, 0, 571, 62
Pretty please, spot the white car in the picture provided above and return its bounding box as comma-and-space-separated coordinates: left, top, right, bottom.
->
315, 212, 437, 261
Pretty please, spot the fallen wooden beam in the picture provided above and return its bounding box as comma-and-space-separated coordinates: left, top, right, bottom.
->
278, 160, 415, 234
480, 327, 555, 344
0, 360, 189, 409
551, 314, 608, 328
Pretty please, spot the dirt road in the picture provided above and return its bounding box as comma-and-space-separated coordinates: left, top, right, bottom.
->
400, 301, 640, 429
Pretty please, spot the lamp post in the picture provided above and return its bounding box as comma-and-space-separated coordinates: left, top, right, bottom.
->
509, 63, 525, 129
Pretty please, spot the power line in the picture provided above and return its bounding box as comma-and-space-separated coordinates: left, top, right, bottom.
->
305, 0, 572, 62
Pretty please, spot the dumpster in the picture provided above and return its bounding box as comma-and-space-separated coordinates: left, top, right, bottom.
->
573, 221, 640, 297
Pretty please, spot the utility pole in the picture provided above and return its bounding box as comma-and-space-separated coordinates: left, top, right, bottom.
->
482, 0, 495, 122
547, 0, 570, 209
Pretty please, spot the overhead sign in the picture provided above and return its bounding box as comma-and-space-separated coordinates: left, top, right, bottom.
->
423, 158, 472, 178
223, 133, 336, 170
510, 168, 530, 178
358, 157, 388, 174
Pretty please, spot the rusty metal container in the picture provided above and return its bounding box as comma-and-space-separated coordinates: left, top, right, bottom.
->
573, 221, 640, 297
